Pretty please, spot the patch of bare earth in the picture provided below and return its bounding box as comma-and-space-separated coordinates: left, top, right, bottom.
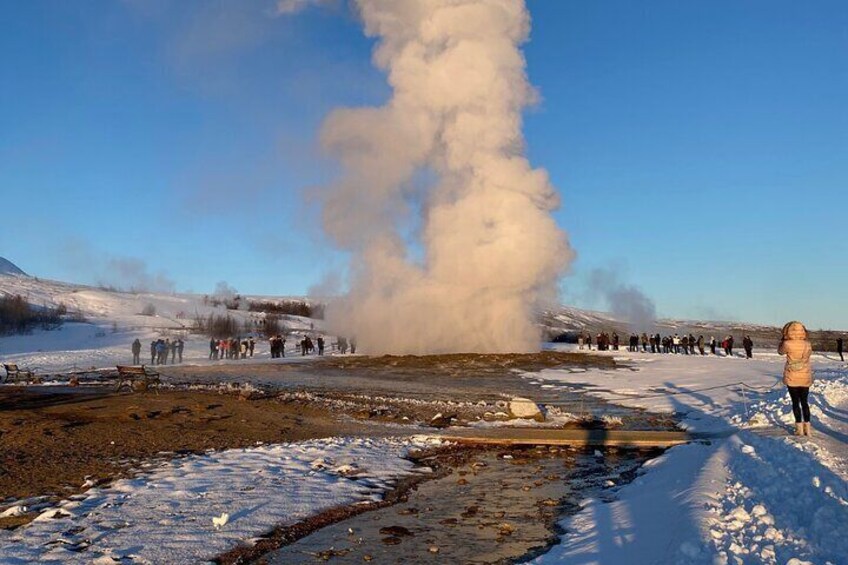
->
0, 387, 353, 527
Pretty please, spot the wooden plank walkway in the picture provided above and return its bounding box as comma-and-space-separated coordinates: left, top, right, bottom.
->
437, 428, 731, 448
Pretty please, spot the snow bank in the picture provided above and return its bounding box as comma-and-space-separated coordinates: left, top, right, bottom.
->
529, 346, 848, 564
0, 437, 437, 564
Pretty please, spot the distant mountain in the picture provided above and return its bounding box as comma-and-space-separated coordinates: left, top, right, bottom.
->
0, 257, 27, 276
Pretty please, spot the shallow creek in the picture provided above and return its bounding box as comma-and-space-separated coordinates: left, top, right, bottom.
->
262, 445, 660, 564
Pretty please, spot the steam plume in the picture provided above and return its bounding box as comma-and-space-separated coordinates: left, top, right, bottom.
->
319, 0, 572, 354
587, 267, 656, 331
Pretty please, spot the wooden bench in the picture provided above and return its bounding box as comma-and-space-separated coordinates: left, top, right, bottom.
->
115, 365, 161, 393
3, 363, 36, 384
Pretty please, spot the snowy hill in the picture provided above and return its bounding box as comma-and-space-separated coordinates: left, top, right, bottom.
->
0, 274, 317, 331
0, 257, 27, 276
0, 274, 322, 371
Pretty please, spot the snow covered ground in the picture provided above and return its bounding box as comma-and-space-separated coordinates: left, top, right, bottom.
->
0, 273, 323, 373
0, 322, 319, 375
529, 346, 848, 565
0, 437, 437, 564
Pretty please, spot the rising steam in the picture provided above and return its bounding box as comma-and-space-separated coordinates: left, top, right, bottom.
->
318, 0, 572, 354
586, 267, 657, 331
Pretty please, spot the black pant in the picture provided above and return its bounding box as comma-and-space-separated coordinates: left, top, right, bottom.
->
787, 386, 810, 423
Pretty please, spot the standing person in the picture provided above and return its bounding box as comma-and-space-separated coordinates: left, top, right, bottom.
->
709, 336, 717, 355
681, 335, 690, 355
317, 336, 325, 356
612, 332, 619, 351
350, 337, 357, 354
280, 335, 286, 357
150, 340, 157, 364
177, 339, 184, 363
779, 321, 814, 436
585, 334, 592, 351
727, 335, 735, 357
169, 339, 177, 364
301, 336, 308, 356
210, 337, 217, 360
577, 334, 584, 350
640, 333, 649, 352
131, 339, 141, 365
248, 337, 255, 358
338, 336, 348, 354
697, 335, 705, 355
743, 336, 754, 359
837, 337, 844, 362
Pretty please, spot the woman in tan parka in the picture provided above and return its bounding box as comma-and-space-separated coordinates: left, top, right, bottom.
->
778, 321, 813, 436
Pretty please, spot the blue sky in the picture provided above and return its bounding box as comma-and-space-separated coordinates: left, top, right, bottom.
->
1, 0, 846, 328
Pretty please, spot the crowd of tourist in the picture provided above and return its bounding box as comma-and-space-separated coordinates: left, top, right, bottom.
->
577, 331, 757, 358
131, 334, 358, 365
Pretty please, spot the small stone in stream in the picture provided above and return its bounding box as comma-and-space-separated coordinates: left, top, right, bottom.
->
316, 548, 350, 560
498, 523, 516, 536
457, 478, 468, 485
541, 498, 558, 507
460, 505, 479, 518
428, 546, 440, 554
397, 507, 418, 515
494, 511, 506, 518
381, 536, 402, 545
471, 461, 487, 468
379, 525, 413, 537
439, 518, 458, 526
521, 485, 532, 492
363, 555, 373, 561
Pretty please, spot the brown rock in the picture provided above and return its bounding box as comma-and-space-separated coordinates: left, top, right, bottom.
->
379, 525, 413, 537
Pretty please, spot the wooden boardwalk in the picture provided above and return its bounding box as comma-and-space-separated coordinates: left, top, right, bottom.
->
437, 427, 731, 448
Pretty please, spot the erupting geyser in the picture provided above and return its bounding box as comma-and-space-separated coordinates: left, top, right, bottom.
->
320, 0, 573, 354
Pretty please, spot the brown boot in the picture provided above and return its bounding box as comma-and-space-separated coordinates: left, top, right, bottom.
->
803, 422, 812, 437
795, 423, 805, 436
